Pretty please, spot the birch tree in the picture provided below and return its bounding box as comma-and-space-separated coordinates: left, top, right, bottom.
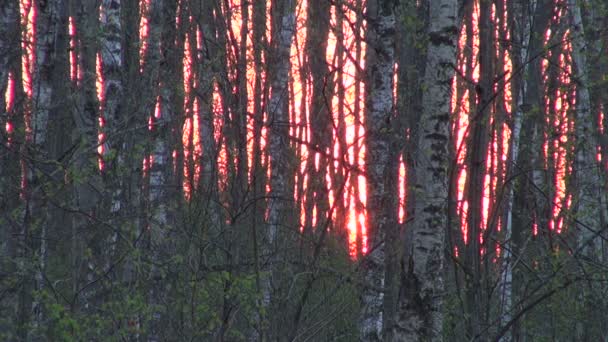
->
358, 0, 397, 340
100, 0, 123, 226
27, 0, 63, 332
394, 0, 459, 339
497, 1, 533, 339
265, 0, 297, 338
568, 0, 608, 337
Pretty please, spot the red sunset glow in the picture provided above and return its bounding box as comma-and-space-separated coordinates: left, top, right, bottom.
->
5, 0, 597, 261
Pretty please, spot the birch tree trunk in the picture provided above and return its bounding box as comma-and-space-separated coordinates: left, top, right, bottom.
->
29, 0, 62, 333
498, 1, 533, 339
359, 0, 397, 340
197, 0, 221, 228
569, 0, 604, 260
138, 1, 164, 340
568, 0, 607, 338
394, 0, 458, 339
100, 0, 123, 273
264, 0, 296, 338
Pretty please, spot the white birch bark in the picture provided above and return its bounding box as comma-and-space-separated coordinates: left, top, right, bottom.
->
394, 0, 458, 340
358, 0, 396, 340
148, 101, 167, 342
198, 0, 221, 230
101, 0, 122, 158
101, 0, 123, 262
263, 0, 296, 337
267, 0, 296, 246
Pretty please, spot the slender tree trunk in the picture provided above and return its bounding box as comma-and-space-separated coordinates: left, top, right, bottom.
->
0, 0, 19, 262
71, 0, 101, 313
463, 1, 493, 339
264, 0, 296, 339
498, 1, 532, 339
250, 1, 268, 338
100, 0, 124, 232
394, 0, 459, 339
358, 0, 397, 339
197, 0, 221, 229
0, 0, 25, 336
568, 0, 607, 338
137, 1, 164, 340
28, 0, 63, 334
118, 0, 141, 288
569, 0, 604, 258
304, 0, 332, 236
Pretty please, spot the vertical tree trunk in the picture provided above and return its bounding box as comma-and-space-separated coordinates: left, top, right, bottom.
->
0, 0, 19, 263
28, 0, 63, 334
118, 0, 141, 288
71, 0, 101, 313
197, 0, 221, 228
498, 0, 532, 339
0, 0, 25, 336
569, 0, 604, 259
303, 0, 332, 236
264, 0, 296, 338
100, 0, 123, 220
568, 0, 607, 338
463, 1, 493, 339
139, 1, 164, 340
394, 0, 458, 339
359, 0, 397, 340
250, 1, 268, 338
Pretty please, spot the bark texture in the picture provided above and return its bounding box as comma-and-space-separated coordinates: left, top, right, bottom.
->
394, 0, 458, 340
264, 0, 297, 339
359, 0, 397, 340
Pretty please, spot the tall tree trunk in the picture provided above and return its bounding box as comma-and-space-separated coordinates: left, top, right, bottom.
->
303, 0, 332, 236
394, 0, 459, 339
250, 1, 268, 338
0, 0, 19, 263
498, 0, 532, 339
264, 0, 296, 339
0, 0, 25, 336
569, 0, 604, 257
197, 0, 221, 228
118, 0, 141, 288
99, 0, 125, 288
138, 0, 164, 340
359, 0, 400, 341
100, 0, 123, 219
28, 0, 63, 334
71, 0, 101, 313
568, 0, 607, 338
359, 0, 397, 340
463, 1, 493, 339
